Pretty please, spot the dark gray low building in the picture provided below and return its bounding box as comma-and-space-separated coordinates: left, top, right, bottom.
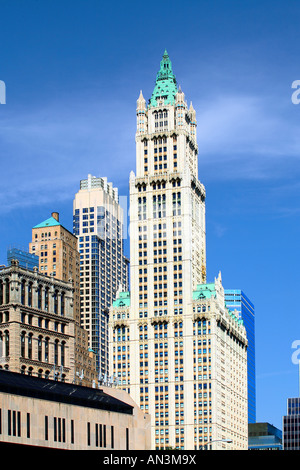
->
248, 422, 282, 450
283, 397, 300, 450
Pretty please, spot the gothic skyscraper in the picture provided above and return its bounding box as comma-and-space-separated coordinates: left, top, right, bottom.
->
110, 51, 248, 450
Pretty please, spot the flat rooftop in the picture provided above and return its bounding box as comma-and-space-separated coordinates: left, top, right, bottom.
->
0, 370, 133, 415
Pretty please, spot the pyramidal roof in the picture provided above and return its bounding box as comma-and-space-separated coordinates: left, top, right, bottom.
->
33, 216, 61, 229
149, 50, 178, 107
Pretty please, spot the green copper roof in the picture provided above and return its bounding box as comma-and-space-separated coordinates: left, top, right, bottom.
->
193, 283, 216, 300
33, 216, 61, 229
149, 50, 178, 107
113, 291, 130, 308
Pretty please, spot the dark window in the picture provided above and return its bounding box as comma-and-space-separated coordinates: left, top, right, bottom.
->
45, 416, 48, 440
111, 426, 114, 449
87, 422, 91, 446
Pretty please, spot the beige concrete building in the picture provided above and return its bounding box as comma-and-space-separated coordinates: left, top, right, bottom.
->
0, 369, 151, 450
109, 51, 248, 450
29, 212, 97, 387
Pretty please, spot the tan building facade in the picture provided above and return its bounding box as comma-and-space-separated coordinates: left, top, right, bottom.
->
0, 260, 75, 382
29, 212, 97, 387
109, 51, 248, 450
0, 369, 151, 450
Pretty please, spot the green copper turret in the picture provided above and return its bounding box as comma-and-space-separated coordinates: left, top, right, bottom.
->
149, 50, 178, 107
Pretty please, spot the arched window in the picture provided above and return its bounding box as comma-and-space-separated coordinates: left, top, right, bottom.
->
54, 290, 58, 314
38, 369, 43, 378
38, 335, 43, 361
21, 280, 26, 305
44, 287, 49, 311
5, 279, 9, 304
45, 337, 49, 363
61, 341, 65, 367
54, 340, 59, 365
21, 331, 26, 357
4, 330, 9, 357
61, 292, 65, 316
28, 282, 33, 307
28, 333, 33, 359
38, 285, 42, 309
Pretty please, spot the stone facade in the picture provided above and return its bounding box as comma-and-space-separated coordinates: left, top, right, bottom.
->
0, 369, 151, 450
109, 51, 248, 450
0, 260, 75, 382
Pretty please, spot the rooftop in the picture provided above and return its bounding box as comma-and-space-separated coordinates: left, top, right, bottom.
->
33, 216, 61, 229
0, 370, 133, 414
149, 50, 178, 108
113, 291, 130, 308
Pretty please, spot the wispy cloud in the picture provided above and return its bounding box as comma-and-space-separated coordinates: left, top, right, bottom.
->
0, 94, 135, 213
195, 93, 300, 180
0, 88, 299, 214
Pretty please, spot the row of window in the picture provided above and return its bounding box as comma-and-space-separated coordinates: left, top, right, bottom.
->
0, 280, 66, 315
0, 408, 124, 449
0, 330, 66, 367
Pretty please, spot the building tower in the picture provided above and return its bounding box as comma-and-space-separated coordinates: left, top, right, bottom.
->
29, 212, 97, 386
0, 259, 75, 382
73, 175, 128, 376
225, 289, 256, 423
109, 51, 248, 450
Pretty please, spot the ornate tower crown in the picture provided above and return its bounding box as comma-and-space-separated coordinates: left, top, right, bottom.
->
149, 50, 178, 107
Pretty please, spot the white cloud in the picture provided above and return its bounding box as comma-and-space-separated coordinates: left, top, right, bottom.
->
0, 95, 135, 213
0, 89, 299, 214
195, 93, 300, 179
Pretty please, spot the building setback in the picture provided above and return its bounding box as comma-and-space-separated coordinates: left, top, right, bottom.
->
0, 369, 150, 450
109, 51, 248, 450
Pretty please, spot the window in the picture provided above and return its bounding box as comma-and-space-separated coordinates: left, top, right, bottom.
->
45, 416, 48, 441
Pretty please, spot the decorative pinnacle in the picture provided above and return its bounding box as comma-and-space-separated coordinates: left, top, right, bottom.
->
149, 50, 178, 107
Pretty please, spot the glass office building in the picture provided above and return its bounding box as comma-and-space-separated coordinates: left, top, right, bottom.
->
73, 175, 128, 376
225, 289, 256, 423
248, 422, 282, 450
7, 248, 39, 271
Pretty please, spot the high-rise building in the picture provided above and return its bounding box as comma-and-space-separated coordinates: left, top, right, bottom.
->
73, 174, 128, 376
0, 259, 75, 381
225, 289, 256, 423
29, 212, 97, 387
109, 51, 248, 450
283, 397, 300, 450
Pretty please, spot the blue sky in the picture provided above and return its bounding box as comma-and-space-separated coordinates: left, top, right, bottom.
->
1, 0, 300, 430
